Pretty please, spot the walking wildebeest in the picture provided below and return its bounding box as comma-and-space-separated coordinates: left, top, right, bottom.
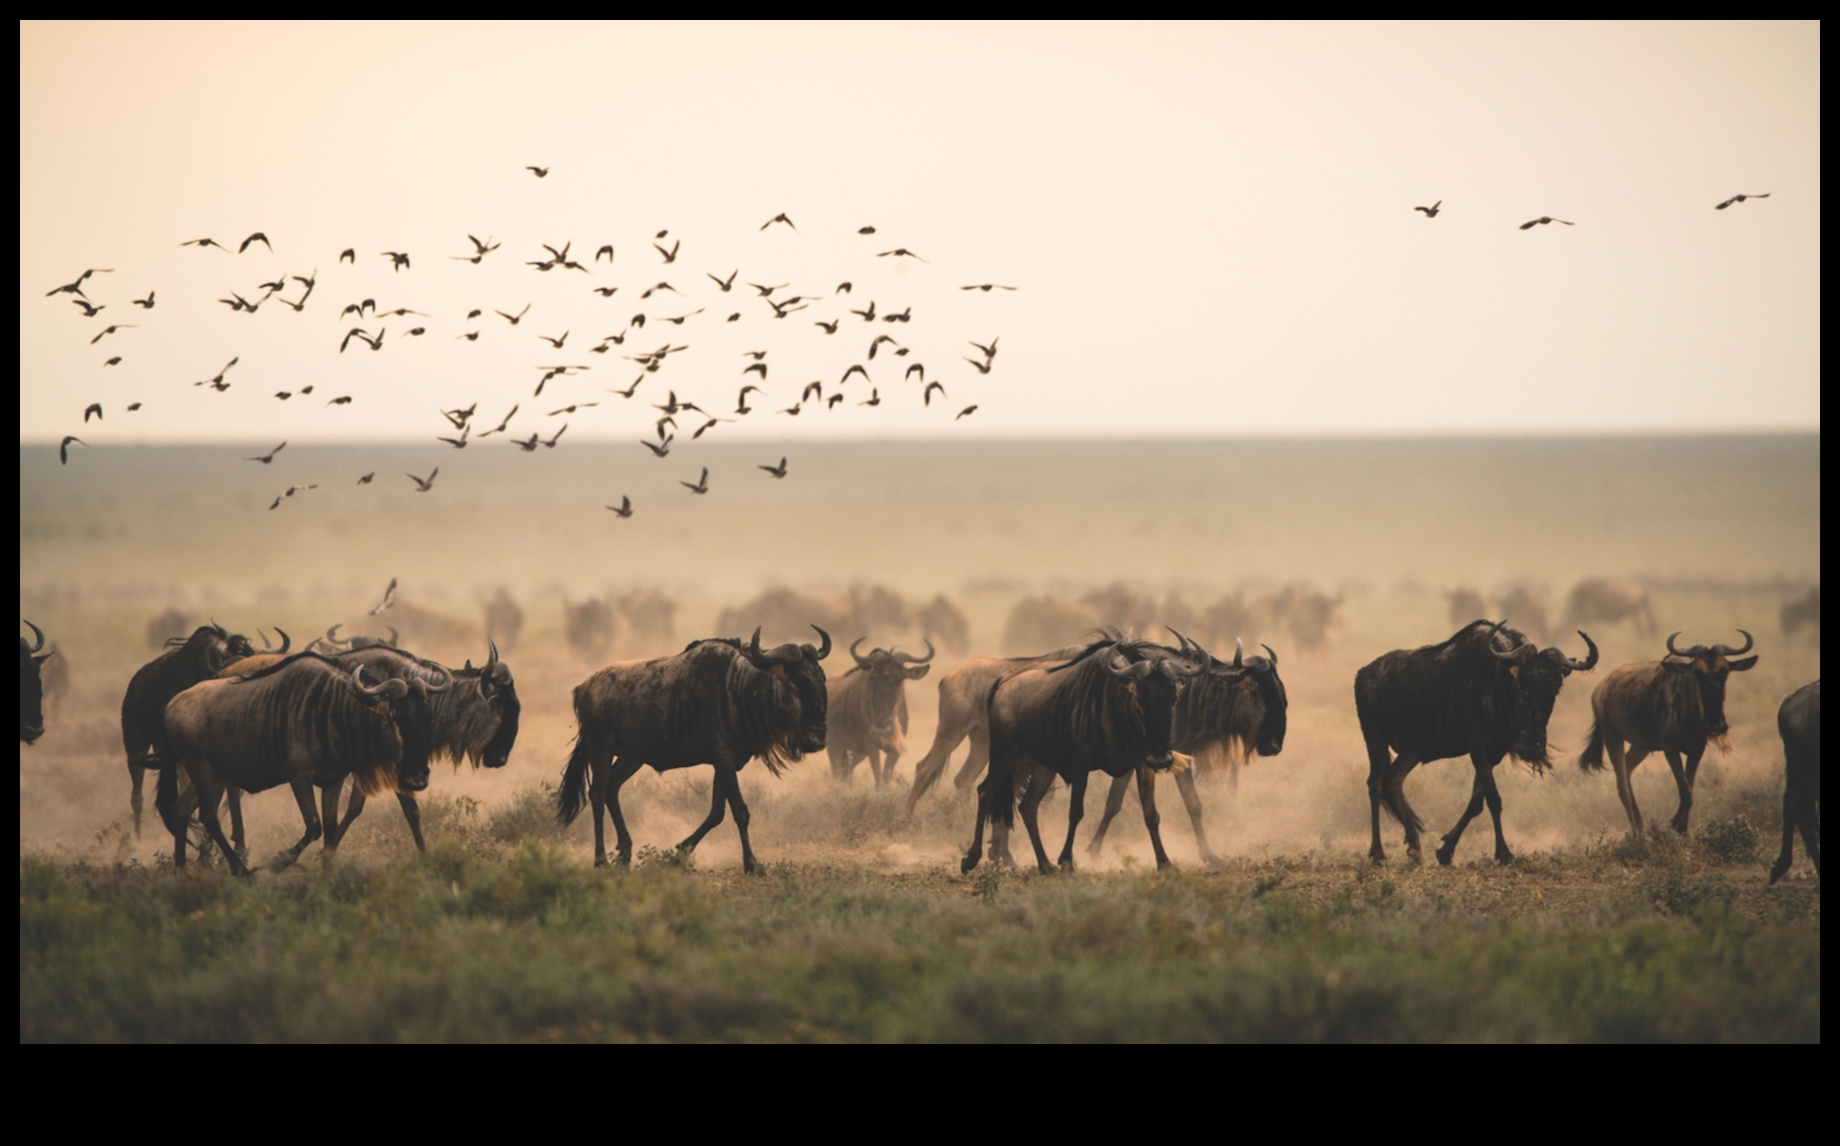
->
1356, 620, 1598, 865
557, 627, 831, 872
962, 635, 1204, 875
1086, 635, 1288, 865
1770, 680, 1819, 884
1561, 577, 1656, 637
483, 587, 524, 652
1578, 630, 1758, 836
1779, 587, 1819, 640
916, 594, 970, 655
20, 621, 52, 743
827, 638, 934, 787
158, 652, 446, 876
218, 641, 520, 852
121, 623, 270, 840
903, 642, 1093, 815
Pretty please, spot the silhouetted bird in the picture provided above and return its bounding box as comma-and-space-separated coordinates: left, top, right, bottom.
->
759, 457, 788, 478
1715, 193, 1770, 210
924, 382, 946, 407
239, 232, 272, 253
357, 472, 374, 484
527, 166, 550, 177
970, 337, 999, 361
956, 405, 978, 420
1519, 216, 1574, 230
868, 334, 900, 359
607, 377, 644, 399
104, 356, 122, 366
681, 467, 710, 494
858, 226, 876, 235
327, 396, 353, 406
245, 442, 286, 464
760, 213, 798, 232
640, 437, 671, 457
543, 424, 568, 448
654, 238, 680, 263
60, 436, 85, 465
549, 402, 598, 416
836, 282, 852, 294
877, 248, 927, 261
744, 361, 768, 379
132, 291, 155, 308
803, 381, 824, 404
538, 331, 569, 349
1413, 200, 1442, 218
72, 299, 104, 317
126, 402, 141, 411
89, 324, 136, 344
497, 304, 530, 324
828, 394, 845, 408
607, 496, 633, 517
340, 248, 356, 264
478, 404, 519, 436
851, 301, 877, 322
408, 468, 439, 491
458, 331, 480, 341
905, 363, 926, 383
708, 270, 738, 292
370, 578, 397, 615
815, 318, 840, 334
382, 251, 411, 271
83, 403, 103, 423
841, 364, 869, 384
960, 283, 1019, 291
858, 389, 880, 407
182, 238, 228, 251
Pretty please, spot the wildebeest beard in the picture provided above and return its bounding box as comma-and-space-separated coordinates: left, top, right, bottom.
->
1045, 638, 1176, 767
729, 657, 821, 776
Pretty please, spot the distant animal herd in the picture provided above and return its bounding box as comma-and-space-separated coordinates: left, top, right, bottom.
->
17, 578, 1820, 884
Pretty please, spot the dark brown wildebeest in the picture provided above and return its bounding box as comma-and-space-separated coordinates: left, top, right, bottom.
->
158, 651, 444, 876
564, 598, 621, 662
903, 642, 1093, 815
1445, 588, 1488, 631
120, 623, 272, 841
1357, 620, 1598, 865
557, 627, 832, 872
963, 635, 1204, 874
1770, 680, 1819, 885
19, 621, 52, 743
218, 641, 519, 852
1779, 587, 1819, 640
1199, 592, 1255, 652
827, 638, 934, 786
1579, 631, 1758, 835
915, 594, 970, 655
1262, 584, 1341, 649
1086, 636, 1288, 866
482, 587, 524, 652
1560, 577, 1656, 637
614, 587, 677, 649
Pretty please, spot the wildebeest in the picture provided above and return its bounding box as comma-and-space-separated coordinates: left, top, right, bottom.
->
903, 642, 1093, 815
1561, 577, 1656, 637
1261, 584, 1341, 649
144, 607, 192, 650
1086, 636, 1288, 865
614, 587, 677, 649
964, 635, 1204, 875
1356, 620, 1598, 865
564, 597, 622, 662
482, 587, 524, 652
158, 651, 445, 875
1445, 588, 1487, 631
1779, 586, 1819, 639
1578, 630, 1758, 835
312, 622, 398, 653
715, 585, 903, 646
557, 627, 832, 871
827, 638, 934, 786
1770, 680, 1819, 884
20, 621, 52, 743
219, 641, 520, 852
1498, 585, 1550, 641
1001, 597, 1104, 654
915, 594, 970, 654
120, 623, 271, 840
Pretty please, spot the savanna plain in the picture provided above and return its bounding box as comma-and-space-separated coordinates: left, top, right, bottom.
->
20, 436, 1820, 1041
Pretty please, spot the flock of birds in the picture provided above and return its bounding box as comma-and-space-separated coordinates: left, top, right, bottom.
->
44, 170, 1017, 517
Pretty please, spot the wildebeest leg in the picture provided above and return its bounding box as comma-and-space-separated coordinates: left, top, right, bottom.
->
396, 792, 427, 851
876, 747, 899, 789
1661, 749, 1694, 834
587, 754, 614, 866
1436, 765, 1489, 866
1017, 762, 1056, 874
906, 725, 968, 813
275, 779, 324, 869
952, 728, 989, 793
721, 767, 760, 874
188, 765, 250, 877
962, 776, 990, 873
1056, 769, 1088, 871
1084, 771, 1133, 858
1138, 765, 1172, 870
677, 765, 732, 855
1174, 767, 1223, 866
334, 783, 369, 851
1771, 776, 1803, 884
1363, 737, 1394, 864
1607, 737, 1644, 834
1383, 752, 1423, 862
602, 756, 644, 866
226, 787, 246, 853
129, 760, 146, 840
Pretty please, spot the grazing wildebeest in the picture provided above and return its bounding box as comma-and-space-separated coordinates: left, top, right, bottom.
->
1356, 620, 1598, 865
1770, 680, 1819, 884
827, 638, 934, 786
120, 623, 269, 840
1086, 636, 1288, 865
158, 652, 445, 876
218, 641, 520, 852
557, 627, 831, 872
963, 636, 1204, 875
1578, 631, 1758, 835
1561, 577, 1656, 637
20, 621, 52, 743
903, 642, 1093, 815
482, 587, 524, 652
1445, 588, 1488, 631
916, 594, 970, 655
1779, 587, 1819, 640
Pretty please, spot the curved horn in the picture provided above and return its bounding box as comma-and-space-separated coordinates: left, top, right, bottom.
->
1489, 629, 1532, 662
385, 626, 400, 647
810, 625, 832, 660
486, 637, 499, 670
1261, 643, 1278, 668
1233, 638, 1244, 669
22, 620, 45, 653
1665, 631, 1688, 657
1713, 629, 1754, 657
1159, 653, 1205, 679
1105, 649, 1135, 676
258, 626, 291, 654
328, 623, 344, 642
422, 663, 453, 693
1165, 627, 1200, 661
850, 636, 873, 670
1565, 630, 1599, 672
352, 665, 408, 699
893, 637, 935, 665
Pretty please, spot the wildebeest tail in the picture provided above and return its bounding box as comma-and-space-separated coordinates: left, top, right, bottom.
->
556, 732, 592, 826
1577, 723, 1606, 772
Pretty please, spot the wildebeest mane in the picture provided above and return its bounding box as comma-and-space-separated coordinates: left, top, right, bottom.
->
244, 654, 405, 796
721, 650, 804, 776
1044, 636, 1154, 759
321, 645, 509, 769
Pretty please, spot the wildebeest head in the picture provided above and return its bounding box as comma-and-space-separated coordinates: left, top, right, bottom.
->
20, 621, 51, 744
1176, 632, 1289, 758
316, 623, 399, 654
1059, 634, 1204, 769
740, 625, 832, 755
458, 638, 521, 768
848, 636, 934, 737
1661, 630, 1758, 740
1487, 621, 1599, 766
352, 662, 451, 793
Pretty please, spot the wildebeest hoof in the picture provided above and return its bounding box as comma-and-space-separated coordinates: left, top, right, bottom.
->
1369, 850, 1388, 866
1434, 847, 1455, 867
961, 855, 979, 874
1768, 864, 1789, 885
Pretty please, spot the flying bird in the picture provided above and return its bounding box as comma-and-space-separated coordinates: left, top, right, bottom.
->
960, 283, 1019, 291
607, 496, 633, 517
877, 248, 928, 261
836, 282, 853, 294
327, 395, 353, 406
736, 385, 761, 414
72, 299, 105, 317
1715, 193, 1770, 210
841, 364, 869, 385
549, 402, 598, 416
803, 381, 824, 404
969, 337, 999, 361
131, 291, 155, 309
496, 303, 531, 325
527, 166, 550, 178
708, 270, 738, 292
595, 244, 615, 264
60, 436, 86, 465
814, 318, 840, 335
904, 363, 926, 383
868, 334, 901, 359
245, 441, 286, 464
437, 428, 470, 449
181, 238, 228, 251
692, 417, 732, 439
743, 361, 768, 379
850, 301, 877, 323
239, 232, 273, 254
382, 251, 411, 271
1519, 216, 1574, 230
759, 457, 788, 479
104, 356, 122, 367
607, 377, 644, 399
964, 357, 992, 375
339, 248, 356, 264
478, 404, 519, 436
83, 403, 103, 423
538, 330, 570, 349
441, 403, 477, 429
760, 213, 798, 232
357, 472, 375, 484
857, 226, 876, 235
653, 238, 680, 263
924, 381, 946, 407
779, 403, 802, 417
542, 423, 568, 448
126, 402, 140, 411
1413, 200, 1442, 218
681, 467, 710, 494
640, 437, 671, 457
858, 389, 880, 407
407, 467, 439, 491
956, 405, 978, 420
828, 394, 845, 409
89, 324, 136, 344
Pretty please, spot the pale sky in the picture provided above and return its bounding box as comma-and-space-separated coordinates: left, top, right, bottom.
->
20, 21, 1820, 444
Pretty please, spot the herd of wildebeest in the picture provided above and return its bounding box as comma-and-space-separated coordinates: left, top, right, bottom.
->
16, 578, 1821, 884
